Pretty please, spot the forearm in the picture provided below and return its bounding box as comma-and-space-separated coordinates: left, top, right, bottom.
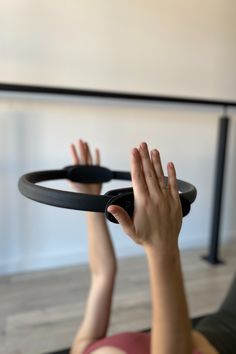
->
87, 212, 117, 277
145, 245, 193, 354
72, 213, 116, 347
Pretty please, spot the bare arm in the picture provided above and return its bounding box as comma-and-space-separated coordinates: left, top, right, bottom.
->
71, 212, 116, 354
145, 247, 192, 354
70, 140, 117, 354
108, 143, 193, 354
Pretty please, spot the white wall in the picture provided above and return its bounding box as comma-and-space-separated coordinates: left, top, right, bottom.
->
0, 1, 236, 274
1, 0, 236, 99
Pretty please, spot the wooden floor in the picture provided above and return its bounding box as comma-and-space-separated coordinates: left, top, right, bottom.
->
0, 242, 235, 354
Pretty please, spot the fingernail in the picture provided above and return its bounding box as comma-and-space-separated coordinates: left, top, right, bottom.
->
151, 149, 158, 156
168, 162, 174, 168
108, 206, 116, 214
141, 142, 147, 149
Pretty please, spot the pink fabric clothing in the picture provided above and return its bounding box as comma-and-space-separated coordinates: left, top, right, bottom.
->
83, 332, 202, 354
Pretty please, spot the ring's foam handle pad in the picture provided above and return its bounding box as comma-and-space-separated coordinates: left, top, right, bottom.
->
64, 165, 113, 183
105, 188, 134, 223
105, 188, 191, 223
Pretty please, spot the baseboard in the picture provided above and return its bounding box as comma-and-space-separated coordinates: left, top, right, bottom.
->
1, 234, 235, 275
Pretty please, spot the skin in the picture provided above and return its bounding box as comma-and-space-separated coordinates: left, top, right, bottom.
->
70, 140, 117, 354
69, 139, 219, 354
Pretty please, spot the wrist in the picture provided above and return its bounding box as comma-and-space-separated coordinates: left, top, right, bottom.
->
145, 247, 181, 281
144, 240, 180, 261
86, 211, 106, 221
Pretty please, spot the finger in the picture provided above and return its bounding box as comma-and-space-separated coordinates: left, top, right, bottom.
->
151, 149, 165, 189
139, 143, 160, 195
131, 148, 149, 199
95, 148, 100, 165
85, 142, 93, 165
70, 144, 80, 165
78, 139, 87, 164
167, 162, 179, 200
107, 205, 134, 236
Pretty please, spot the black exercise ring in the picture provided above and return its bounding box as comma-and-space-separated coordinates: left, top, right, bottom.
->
18, 165, 197, 223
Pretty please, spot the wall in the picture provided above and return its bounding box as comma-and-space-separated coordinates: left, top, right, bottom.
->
1, 0, 236, 99
0, 0, 236, 274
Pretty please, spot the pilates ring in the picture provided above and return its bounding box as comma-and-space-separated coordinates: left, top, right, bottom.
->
18, 165, 197, 223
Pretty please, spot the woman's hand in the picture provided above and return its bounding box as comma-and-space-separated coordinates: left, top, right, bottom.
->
107, 142, 182, 251
69, 139, 102, 195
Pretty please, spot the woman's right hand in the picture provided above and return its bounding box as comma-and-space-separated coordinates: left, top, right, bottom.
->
69, 138, 102, 195
107, 142, 182, 251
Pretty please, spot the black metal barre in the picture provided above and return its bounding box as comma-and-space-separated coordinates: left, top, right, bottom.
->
1, 82, 236, 108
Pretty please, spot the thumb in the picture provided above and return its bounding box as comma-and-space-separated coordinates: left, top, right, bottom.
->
107, 205, 134, 236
